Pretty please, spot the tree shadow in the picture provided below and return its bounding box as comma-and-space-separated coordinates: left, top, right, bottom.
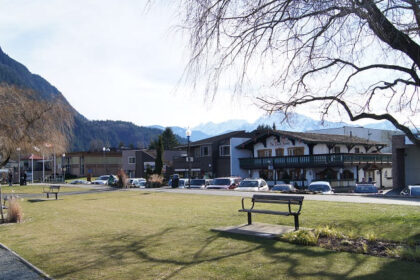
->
38, 227, 420, 280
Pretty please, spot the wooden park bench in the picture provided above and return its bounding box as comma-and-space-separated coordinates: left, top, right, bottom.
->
43, 185, 60, 200
239, 194, 304, 230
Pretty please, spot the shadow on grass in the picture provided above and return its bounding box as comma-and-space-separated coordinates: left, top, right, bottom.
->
45, 227, 420, 280
27, 199, 60, 203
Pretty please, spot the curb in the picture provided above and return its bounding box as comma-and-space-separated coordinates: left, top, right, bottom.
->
0, 243, 52, 280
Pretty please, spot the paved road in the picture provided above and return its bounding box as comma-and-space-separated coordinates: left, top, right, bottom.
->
138, 188, 420, 206
0, 244, 49, 280
10, 183, 420, 206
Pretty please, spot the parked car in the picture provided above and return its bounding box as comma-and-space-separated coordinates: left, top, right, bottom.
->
272, 183, 296, 193
400, 185, 420, 196
308, 181, 334, 194
135, 180, 147, 188
188, 179, 211, 189
70, 179, 91, 185
128, 178, 146, 188
177, 178, 190, 188
207, 177, 241, 189
235, 178, 269, 192
354, 183, 379, 193
92, 175, 117, 185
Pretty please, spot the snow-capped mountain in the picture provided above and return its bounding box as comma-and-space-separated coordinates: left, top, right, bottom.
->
191, 112, 350, 137
151, 112, 397, 141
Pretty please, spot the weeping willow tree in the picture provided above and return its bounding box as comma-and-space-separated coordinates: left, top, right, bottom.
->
0, 84, 73, 221
179, 0, 420, 145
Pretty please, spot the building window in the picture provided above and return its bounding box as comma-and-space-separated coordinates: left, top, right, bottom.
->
275, 148, 284, 156
128, 157, 136, 164
219, 145, 230, 156
334, 146, 341, 154
342, 170, 354, 180
355, 147, 360, 153
287, 147, 304, 156
257, 149, 272, 157
200, 146, 210, 157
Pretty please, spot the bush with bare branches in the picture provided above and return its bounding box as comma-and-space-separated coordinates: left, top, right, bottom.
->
148, 174, 164, 188
117, 169, 128, 188
6, 197, 23, 223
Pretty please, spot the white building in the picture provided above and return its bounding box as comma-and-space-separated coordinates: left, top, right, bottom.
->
307, 126, 402, 153
236, 130, 392, 189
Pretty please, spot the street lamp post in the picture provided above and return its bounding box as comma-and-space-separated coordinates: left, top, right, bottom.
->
42, 152, 45, 183
186, 128, 192, 188
33, 146, 40, 184
103, 147, 110, 174
31, 154, 34, 184
16, 148, 21, 185
62, 153, 66, 182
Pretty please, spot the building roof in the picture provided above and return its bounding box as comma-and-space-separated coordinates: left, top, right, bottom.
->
140, 149, 186, 163
237, 129, 386, 149
176, 130, 254, 148
23, 154, 43, 160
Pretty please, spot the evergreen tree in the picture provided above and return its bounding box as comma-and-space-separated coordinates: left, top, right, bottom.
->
272, 122, 276, 130
148, 139, 158, 149
256, 124, 271, 130
161, 127, 179, 150
154, 136, 164, 175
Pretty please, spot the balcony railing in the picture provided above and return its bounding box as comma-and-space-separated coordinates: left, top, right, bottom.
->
239, 153, 392, 169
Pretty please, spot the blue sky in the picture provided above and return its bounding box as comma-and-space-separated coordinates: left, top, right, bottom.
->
1, 1, 417, 130
0, 0, 263, 127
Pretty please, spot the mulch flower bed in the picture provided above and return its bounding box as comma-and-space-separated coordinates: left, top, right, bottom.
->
317, 236, 400, 258
280, 229, 420, 262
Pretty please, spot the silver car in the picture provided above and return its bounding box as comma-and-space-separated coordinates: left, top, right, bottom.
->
235, 178, 269, 192
188, 179, 210, 189
400, 185, 420, 196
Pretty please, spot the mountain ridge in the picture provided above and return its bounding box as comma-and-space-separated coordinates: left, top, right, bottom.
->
0, 47, 168, 151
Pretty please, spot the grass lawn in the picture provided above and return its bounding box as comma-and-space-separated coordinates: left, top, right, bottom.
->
1, 185, 96, 194
0, 191, 419, 279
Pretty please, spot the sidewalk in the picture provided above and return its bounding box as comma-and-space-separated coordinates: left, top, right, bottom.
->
0, 243, 50, 280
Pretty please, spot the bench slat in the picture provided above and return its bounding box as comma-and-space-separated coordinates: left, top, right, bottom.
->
253, 199, 302, 205
239, 209, 291, 216
252, 195, 304, 202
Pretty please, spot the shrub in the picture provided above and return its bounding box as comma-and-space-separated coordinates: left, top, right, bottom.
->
281, 230, 319, 246
148, 174, 164, 188
6, 197, 23, 223
362, 243, 369, 254
117, 169, 128, 188
365, 232, 377, 243
385, 247, 402, 258
315, 226, 345, 239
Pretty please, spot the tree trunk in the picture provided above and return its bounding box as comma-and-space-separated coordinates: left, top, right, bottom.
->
0, 186, 4, 222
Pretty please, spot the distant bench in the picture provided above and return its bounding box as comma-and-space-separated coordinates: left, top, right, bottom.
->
43, 185, 60, 200
239, 194, 304, 230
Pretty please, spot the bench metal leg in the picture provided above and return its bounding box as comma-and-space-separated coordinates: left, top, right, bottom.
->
294, 215, 299, 231
47, 193, 49, 199
247, 212, 252, 225
55, 193, 58, 200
